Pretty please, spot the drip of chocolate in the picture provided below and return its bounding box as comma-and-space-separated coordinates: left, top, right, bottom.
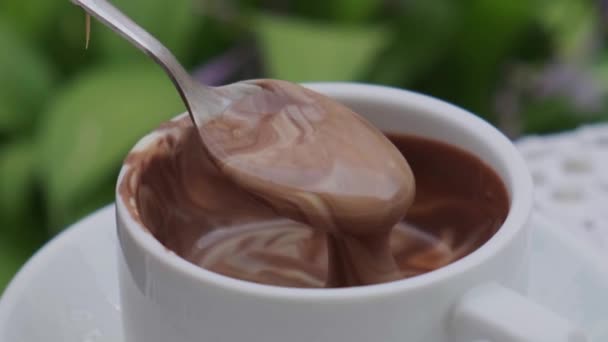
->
197, 80, 416, 286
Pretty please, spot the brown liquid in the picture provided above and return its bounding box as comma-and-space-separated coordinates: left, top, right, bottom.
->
120, 117, 509, 288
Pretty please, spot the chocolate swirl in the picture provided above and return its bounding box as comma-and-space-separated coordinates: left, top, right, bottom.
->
201, 80, 416, 285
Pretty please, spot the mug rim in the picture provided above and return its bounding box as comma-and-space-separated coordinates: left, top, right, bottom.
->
115, 82, 533, 301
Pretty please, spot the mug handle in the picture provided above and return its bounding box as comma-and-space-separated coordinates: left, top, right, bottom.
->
449, 283, 588, 342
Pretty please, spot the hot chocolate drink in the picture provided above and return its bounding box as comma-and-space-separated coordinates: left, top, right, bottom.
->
120, 115, 509, 288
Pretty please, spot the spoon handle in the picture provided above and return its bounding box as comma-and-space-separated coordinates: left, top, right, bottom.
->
73, 0, 193, 83
72, 0, 223, 120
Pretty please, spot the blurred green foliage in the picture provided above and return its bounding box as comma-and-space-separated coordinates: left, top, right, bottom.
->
39, 64, 184, 230
255, 14, 388, 80
1, 0, 608, 291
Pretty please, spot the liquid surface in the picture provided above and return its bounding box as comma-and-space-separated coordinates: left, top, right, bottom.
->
120, 117, 509, 288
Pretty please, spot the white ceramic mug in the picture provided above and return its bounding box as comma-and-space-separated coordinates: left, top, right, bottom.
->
115, 83, 587, 342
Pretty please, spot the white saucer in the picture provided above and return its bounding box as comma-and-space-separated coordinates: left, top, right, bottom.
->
1, 205, 608, 341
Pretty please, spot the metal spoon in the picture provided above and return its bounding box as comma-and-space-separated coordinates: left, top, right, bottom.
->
73, 0, 416, 266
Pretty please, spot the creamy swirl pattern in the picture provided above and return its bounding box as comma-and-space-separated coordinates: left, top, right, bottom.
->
198, 80, 416, 285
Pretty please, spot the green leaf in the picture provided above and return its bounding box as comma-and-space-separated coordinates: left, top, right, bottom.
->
255, 14, 387, 82
456, 0, 535, 113
0, 237, 29, 293
0, 216, 47, 291
0, 140, 36, 224
365, 0, 457, 86
0, 0, 62, 41
0, 211, 45, 292
0, 140, 48, 290
38, 64, 185, 230
538, 0, 596, 60
93, 0, 203, 65
457, 0, 535, 63
0, 143, 45, 291
414, 0, 535, 120
328, 0, 379, 23
0, 21, 55, 134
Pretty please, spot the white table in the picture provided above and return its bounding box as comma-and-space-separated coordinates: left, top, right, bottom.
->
516, 123, 608, 252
